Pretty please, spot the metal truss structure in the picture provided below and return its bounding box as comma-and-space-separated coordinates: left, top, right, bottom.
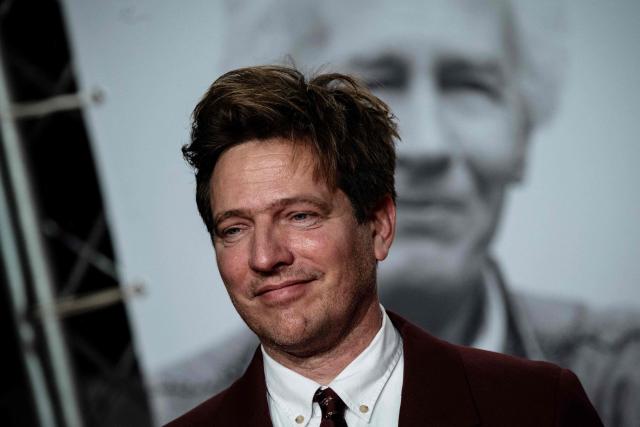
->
0, 1, 151, 426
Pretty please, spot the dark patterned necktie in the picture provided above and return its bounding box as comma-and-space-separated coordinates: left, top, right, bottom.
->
313, 387, 348, 427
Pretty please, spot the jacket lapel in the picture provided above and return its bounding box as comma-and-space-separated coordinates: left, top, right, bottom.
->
213, 348, 273, 427
389, 311, 480, 427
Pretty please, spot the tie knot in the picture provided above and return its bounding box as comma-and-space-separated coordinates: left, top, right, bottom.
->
313, 387, 346, 420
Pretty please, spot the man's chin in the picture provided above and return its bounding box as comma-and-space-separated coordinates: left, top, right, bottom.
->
378, 239, 485, 292
249, 313, 314, 350
261, 329, 332, 358
251, 310, 342, 358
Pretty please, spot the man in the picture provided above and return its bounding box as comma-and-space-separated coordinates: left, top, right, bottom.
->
166, 65, 601, 426
155, 2, 640, 425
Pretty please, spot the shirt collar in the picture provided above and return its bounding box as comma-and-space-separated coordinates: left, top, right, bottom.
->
485, 258, 546, 359
262, 306, 403, 425
329, 306, 403, 422
471, 263, 508, 352
262, 346, 318, 426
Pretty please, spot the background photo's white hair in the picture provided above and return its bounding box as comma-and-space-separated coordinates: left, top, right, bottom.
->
506, 0, 568, 128
219, 0, 567, 130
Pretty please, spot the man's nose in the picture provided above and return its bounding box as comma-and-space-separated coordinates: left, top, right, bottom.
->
249, 223, 294, 274
395, 77, 452, 180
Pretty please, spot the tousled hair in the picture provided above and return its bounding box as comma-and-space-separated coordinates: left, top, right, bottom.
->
183, 65, 398, 233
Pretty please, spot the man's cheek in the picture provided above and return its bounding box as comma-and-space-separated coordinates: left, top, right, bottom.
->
470, 143, 523, 185
456, 109, 525, 181
298, 230, 351, 261
292, 232, 330, 255
217, 255, 247, 293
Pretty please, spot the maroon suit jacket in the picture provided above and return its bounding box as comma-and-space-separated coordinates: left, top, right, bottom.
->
165, 312, 602, 426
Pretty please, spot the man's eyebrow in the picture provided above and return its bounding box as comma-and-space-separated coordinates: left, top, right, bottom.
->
351, 52, 405, 72
349, 53, 408, 88
213, 196, 332, 228
213, 209, 245, 227
437, 56, 506, 82
270, 196, 332, 213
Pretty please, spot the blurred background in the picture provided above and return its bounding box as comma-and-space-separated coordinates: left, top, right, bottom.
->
1, 0, 639, 426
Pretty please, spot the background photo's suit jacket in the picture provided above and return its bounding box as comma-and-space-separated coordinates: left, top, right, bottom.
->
164, 312, 603, 427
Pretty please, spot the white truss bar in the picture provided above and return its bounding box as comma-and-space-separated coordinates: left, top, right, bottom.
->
0, 143, 57, 427
35, 283, 145, 319
0, 89, 102, 120
0, 48, 84, 427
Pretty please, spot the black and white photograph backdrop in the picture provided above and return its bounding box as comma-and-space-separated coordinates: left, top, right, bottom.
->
3, 1, 637, 426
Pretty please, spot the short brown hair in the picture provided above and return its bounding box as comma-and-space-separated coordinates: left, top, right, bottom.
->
183, 65, 398, 233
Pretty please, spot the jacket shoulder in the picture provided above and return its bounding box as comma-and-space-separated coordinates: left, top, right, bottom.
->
388, 310, 602, 426
163, 347, 271, 427
456, 345, 602, 426
458, 344, 560, 389
163, 385, 231, 427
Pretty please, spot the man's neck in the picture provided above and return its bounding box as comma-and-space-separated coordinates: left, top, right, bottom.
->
380, 272, 485, 346
262, 299, 383, 385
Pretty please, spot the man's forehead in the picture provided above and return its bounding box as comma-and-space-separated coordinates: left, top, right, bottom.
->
210, 139, 330, 208
222, 0, 509, 74
213, 139, 313, 182
317, 0, 508, 67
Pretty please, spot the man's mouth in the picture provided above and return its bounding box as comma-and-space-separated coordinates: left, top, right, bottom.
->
395, 196, 466, 238
255, 278, 315, 297
253, 276, 319, 305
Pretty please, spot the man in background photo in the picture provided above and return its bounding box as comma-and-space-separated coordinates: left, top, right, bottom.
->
154, 1, 640, 425
166, 63, 601, 427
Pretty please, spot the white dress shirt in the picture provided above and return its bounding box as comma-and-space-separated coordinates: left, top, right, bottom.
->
262, 307, 404, 426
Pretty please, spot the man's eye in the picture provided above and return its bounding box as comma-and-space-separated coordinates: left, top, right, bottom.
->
291, 212, 311, 221
443, 77, 497, 98
439, 67, 503, 101
221, 226, 244, 239
350, 56, 409, 92
288, 212, 320, 226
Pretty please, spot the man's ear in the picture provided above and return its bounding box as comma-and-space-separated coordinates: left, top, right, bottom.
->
511, 104, 533, 183
369, 195, 396, 261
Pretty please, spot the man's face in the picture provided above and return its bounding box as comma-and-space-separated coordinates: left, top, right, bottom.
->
210, 138, 391, 354
316, 0, 527, 290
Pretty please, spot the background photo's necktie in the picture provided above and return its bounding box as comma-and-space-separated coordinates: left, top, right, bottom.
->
313, 387, 348, 427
